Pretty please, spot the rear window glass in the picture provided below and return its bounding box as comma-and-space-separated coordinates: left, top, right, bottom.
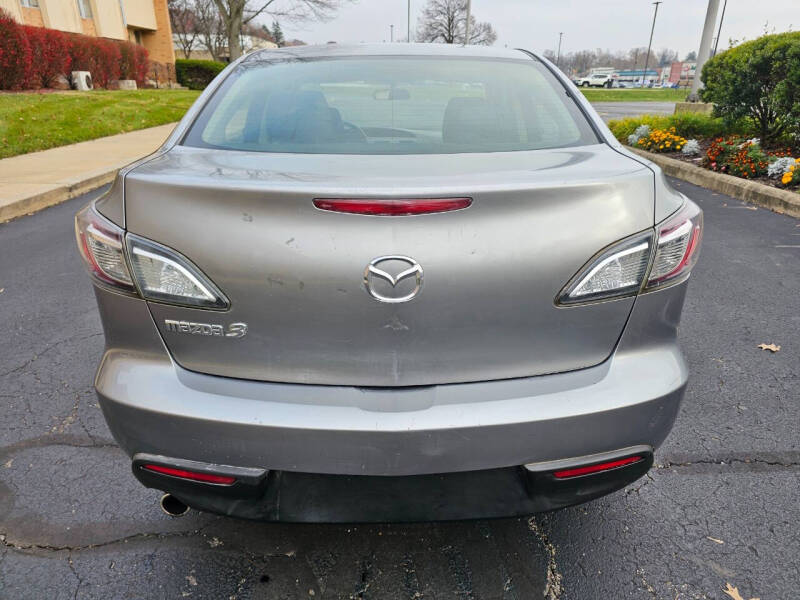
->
183, 56, 598, 155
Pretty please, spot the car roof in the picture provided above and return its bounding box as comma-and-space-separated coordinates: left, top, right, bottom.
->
244, 43, 537, 63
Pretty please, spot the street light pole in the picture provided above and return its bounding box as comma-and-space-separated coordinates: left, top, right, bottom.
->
556, 32, 563, 68
464, 0, 471, 45
390, 24, 394, 42
712, 0, 728, 56
408, 0, 411, 43
642, 1, 662, 87
690, 0, 720, 98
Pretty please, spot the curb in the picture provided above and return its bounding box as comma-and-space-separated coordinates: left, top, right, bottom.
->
0, 170, 116, 223
631, 148, 800, 219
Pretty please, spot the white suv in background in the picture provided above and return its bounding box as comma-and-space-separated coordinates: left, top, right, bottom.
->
577, 73, 614, 88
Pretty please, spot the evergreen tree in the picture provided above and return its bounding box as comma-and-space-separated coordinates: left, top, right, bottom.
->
272, 20, 285, 47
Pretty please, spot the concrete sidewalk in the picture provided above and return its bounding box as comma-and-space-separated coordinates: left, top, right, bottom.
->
0, 123, 175, 222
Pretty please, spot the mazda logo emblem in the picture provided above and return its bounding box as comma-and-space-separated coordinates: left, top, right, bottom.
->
363, 256, 423, 303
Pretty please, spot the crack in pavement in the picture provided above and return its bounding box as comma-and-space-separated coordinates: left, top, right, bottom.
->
0, 529, 205, 555
527, 517, 563, 600
0, 332, 103, 380
67, 551, 83, 600
0, 434, 118, 463
656, 452, 800, 471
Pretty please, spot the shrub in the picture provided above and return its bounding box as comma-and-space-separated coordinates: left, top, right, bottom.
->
682, 139, 701, 155
608, 112, 744, 143
68, 34, 121, 88
23, 25, 70, 88
627, 124, 650, 146
176, 58, 226, 90
768, 156, 797, 178
0, 9, 32, 90
91, 38, 122, 88
119, 41, 149, 85
701, 31, 800, 143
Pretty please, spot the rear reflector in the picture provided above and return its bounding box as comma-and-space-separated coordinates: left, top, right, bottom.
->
142, 464, 236, 485
552, 456, 643, 479
313, 197, 472, 216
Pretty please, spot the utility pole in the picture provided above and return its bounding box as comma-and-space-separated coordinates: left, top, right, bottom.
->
556, 32, 563, 68
390, 24, 394, 42
642, 1, 662, 87
464, 0, 471, 46
407, 0, 411, 43
712, 0, 728, 56
690, 0, 720, 98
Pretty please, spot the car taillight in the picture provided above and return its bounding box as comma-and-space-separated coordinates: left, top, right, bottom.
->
557, 232, 654, 305
75, 204, 135, 290
644, 201, 703, 291
556, 199, 703, 305
76, 201, 229, 309
126, 234, 230, 310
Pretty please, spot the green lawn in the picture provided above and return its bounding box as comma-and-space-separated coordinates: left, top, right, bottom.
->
0, 87, 689, 160
0, 90, 201, 159
580, 88, 689, 102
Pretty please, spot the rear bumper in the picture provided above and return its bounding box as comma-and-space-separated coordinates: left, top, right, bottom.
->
94, 282, 689, 519
98, 343, 684, 476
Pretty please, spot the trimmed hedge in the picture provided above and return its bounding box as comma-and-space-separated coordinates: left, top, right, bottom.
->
176, 59, 226, 90
22, 25, 71, 88
0, 10, 32, 90
607, 112, 748, 143
0, 9, 149, 90
68, 34, 121, 88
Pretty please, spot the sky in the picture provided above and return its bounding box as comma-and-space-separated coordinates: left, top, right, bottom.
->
279, 0, 797, 58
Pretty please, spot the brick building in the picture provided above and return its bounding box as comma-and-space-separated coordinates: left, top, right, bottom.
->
0, 0, 175, 69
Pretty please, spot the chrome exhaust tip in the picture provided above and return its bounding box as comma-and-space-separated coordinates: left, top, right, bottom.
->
160, 493, 190, 517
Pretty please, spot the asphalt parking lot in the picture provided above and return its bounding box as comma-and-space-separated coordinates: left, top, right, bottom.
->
593, 101, 676, 122
1, 179, 797, 599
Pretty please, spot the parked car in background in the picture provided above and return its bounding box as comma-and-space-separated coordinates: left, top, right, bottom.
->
76, 43, 702, 522
576, 72, 614, 88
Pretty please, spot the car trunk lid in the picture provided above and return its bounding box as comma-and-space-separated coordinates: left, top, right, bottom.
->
124, 144, 653, 386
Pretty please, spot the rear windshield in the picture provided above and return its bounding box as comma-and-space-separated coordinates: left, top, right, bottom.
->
182, 55, 598, 155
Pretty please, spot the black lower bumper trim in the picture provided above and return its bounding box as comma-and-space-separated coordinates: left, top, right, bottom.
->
130, 448, 653, 522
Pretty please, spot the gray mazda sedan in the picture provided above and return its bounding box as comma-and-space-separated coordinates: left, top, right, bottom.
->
76, 44, 702, 521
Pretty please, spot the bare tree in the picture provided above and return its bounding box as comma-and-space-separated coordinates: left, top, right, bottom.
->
544, 45, 683, 77
169, 0, 200, 59
415, 0, 496, 46
195, 0, 227, 61
210, 0, 340, 61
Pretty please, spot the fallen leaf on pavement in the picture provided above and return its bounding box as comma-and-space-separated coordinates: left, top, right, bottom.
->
757, 343, 781, 352
723, 582, 760, 600
706, 536, 724, 544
